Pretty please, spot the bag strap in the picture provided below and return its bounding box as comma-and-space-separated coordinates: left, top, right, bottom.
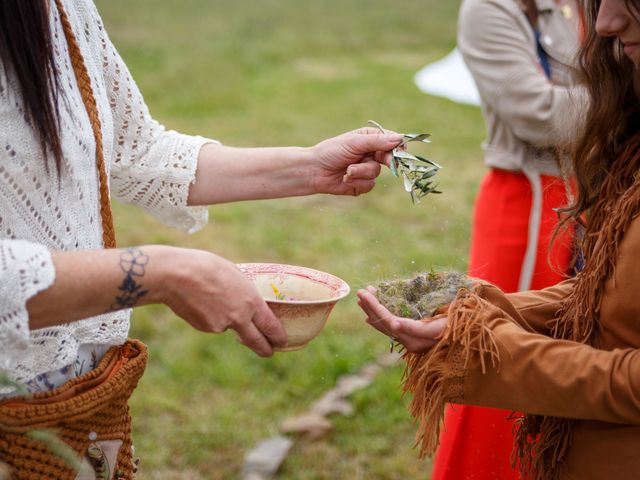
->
532, 30, 552, 79
520, 1, 552, 79
54, 0, 116, 248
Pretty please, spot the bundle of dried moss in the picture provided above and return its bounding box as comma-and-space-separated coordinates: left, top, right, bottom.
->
374, 270, 474, 320
373, 271, 500, 460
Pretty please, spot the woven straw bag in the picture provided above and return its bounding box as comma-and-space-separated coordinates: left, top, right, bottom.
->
0, 341, 147, 479
0, 1, 147, 478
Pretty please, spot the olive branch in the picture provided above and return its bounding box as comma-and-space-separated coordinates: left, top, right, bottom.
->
368, 120, 442, 203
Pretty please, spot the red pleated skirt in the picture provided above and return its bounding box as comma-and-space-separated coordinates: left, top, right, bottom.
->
430, 169, 573, 480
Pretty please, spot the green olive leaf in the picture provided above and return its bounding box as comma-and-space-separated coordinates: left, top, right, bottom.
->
367, 120, 442, 203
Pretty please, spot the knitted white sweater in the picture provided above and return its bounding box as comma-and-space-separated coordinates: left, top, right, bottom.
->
0, 0, 212, 384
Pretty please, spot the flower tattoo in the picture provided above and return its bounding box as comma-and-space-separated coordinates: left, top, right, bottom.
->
111, 248, 150, 310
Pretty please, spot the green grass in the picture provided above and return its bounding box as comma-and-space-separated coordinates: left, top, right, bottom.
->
96, 0, 486, 478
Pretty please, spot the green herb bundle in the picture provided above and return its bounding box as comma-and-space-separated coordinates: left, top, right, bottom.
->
369, 120, 442, 203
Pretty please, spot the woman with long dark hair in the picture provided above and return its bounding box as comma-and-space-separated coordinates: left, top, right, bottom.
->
0, 0, 402, 476
359, 0, 640, 478
430, 0, 584, 478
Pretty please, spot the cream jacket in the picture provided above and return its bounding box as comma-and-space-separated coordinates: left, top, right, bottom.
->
458, 0, 584, 176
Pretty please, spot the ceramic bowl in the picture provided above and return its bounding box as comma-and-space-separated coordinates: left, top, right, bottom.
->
237, 263, 350, 352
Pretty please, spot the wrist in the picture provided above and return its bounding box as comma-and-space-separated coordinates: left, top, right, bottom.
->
295, 146, 318, 194
138, 244, 179, 305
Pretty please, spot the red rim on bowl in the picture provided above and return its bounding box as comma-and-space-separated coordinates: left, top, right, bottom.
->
237, 263, 350, 304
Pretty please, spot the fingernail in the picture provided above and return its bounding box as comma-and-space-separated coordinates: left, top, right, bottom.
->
386, 134, 403, 143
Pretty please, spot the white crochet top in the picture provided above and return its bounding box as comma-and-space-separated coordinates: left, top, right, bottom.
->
0, 0, 212, 385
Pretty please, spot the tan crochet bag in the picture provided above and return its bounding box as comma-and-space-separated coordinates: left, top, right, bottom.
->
0, 340, 147, 480
0, 1, 147, 478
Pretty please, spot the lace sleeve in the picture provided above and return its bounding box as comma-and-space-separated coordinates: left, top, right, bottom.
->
0, 240, 55, 373
90, 3, 215, 234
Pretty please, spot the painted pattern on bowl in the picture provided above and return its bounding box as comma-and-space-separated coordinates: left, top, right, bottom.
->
237, 263, 350, 351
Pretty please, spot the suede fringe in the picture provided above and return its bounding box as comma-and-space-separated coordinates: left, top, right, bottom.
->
401, 286, 500, 459
514, 136, 640, 480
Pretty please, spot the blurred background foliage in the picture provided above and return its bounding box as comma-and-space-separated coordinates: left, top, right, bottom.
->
96, 0, 485, 478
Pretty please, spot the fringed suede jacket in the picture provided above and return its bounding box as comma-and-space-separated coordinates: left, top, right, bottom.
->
405, 138, 640, 480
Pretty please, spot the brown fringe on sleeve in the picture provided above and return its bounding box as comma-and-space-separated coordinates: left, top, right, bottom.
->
401, 136, 640, 480
513, 137, 640, 480
401, 285, 501, 459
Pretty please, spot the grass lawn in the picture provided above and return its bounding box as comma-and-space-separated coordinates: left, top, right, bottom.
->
96, 0, 486, 478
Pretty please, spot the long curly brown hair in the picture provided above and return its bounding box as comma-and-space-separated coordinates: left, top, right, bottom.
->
565, 0, 640, 224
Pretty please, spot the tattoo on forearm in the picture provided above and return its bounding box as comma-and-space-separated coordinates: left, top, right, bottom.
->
111, 248, 150, 310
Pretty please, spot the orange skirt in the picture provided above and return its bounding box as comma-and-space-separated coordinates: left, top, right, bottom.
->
431, 169, 573, 480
